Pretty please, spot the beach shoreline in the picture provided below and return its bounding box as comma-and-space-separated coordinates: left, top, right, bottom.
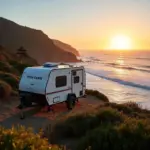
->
86, 73, 150, 110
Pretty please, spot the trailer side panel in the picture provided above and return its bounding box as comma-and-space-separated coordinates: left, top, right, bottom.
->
46, 68, 72, 105
19, 67, 50, 95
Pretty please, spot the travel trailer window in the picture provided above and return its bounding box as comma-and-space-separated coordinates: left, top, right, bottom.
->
56, 76, 67, 88
74, 76, 80, 84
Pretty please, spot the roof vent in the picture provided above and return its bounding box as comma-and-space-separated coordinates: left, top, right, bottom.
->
43, 62, 73, 68
43, 62, 57, 67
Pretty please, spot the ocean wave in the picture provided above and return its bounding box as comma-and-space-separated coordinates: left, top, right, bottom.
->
87, 57, 101, 62
86, 71, 150, 91
141, 65, 150, 68
135, 57, 150, 61
106, 63, 150, 73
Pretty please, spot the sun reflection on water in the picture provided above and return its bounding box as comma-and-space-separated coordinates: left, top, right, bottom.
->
116, 59, 124, 66
116, 53, 125, 66
114, 55, 127, 76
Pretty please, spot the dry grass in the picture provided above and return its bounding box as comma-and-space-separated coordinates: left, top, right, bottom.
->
0, 71, 19, 90
85, 89, 109, 102
51, 100, 150, 150
0, 80, 12, 100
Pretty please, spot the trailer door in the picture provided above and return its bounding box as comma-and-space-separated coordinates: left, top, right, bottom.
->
72, 69, 83, 97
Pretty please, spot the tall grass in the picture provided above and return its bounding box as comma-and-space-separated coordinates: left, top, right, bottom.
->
54, 107, 125, 139
0, 71, 19, 90
78, 118, 150, 150
85, 89, 109, 102
9, 60, 32, 74
53, 102, 150, 150
0, 80, 12, 99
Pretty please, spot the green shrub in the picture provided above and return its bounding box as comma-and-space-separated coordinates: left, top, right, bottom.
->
55, 107, 124, 138
96, 107, 124, 124
9, 60, 32, 74
0, 61, 10, 71
0, 80, 12, 99
77, 119, 150, 150
52, 97, 150, 150
0, 61, 18, 74
11, 90, 19, 96
78, 125, 117, 150
0, 72, 19, 90
105, 102, 133, 114
0, 125, 65, 150
85, 89, 109, 102
52, 102, 150, 150
105, 102, 150, 119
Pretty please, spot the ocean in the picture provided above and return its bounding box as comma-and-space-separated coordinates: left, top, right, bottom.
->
79, 50, 150, 109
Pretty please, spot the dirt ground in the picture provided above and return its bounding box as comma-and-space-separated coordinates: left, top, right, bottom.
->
0, 95, 103, 149
0, 95, 103, 129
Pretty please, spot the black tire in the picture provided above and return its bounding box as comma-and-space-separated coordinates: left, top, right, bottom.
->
22, 95, 32, 107
66, 94, 76, 110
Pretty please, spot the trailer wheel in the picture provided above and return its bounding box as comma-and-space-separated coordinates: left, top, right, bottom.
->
23, 95, 32, 107
66, 94, 76, 110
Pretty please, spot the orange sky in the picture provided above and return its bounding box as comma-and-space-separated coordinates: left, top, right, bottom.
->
1, 0, 150, 50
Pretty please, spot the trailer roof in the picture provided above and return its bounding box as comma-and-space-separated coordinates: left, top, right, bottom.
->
27, 63, 83, 71
31, 65, 69, 70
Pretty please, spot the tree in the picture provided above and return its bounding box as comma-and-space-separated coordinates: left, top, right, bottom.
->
16, 46, 27, 64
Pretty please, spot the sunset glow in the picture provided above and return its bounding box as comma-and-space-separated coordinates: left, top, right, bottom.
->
1, 0, 150, 50
109, 35, 132, 50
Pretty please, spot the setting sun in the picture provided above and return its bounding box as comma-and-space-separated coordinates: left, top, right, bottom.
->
109, 35, 132, 50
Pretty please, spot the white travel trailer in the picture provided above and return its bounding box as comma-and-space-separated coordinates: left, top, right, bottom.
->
19, 62, 86, 110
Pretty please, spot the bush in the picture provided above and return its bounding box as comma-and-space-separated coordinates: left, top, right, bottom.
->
0, 61, 18, 74
0, 80, 12, 99
0, 72, 19, 90
105, 102, 134, 115
11, 90, 19, 96
0, 61, 10, 71
52, 95, 150, 150
105, 102, 150, 119
85, 89, 109, 102
9, 60, 32, 74
0, 125, 65, 150
78, 125, 117, 150
77, 119, 150, 150
96, 107, 124, 124
54, 107, 124, 138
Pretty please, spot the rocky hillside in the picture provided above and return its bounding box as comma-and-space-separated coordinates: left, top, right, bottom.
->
0, 45, 38, 99
0, 17, 79, 64
0, 45, 37, 65
52, 39, 80, 56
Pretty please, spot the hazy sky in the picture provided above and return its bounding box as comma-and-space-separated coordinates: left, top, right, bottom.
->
0, 0, 150, 50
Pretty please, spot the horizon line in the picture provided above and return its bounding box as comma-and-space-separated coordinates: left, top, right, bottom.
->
79, 49, 150, 51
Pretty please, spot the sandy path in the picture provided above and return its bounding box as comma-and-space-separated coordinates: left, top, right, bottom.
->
0, 96, 103, 133
0, 97, 20, 122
